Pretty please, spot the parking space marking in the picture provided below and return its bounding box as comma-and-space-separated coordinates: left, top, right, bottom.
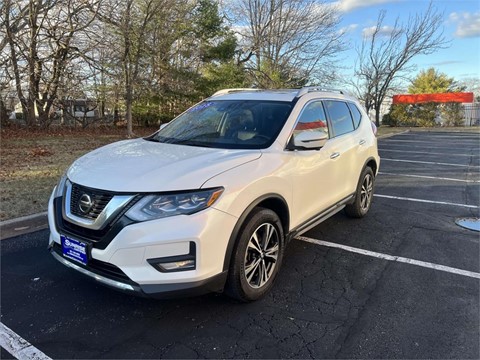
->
384, 139, 480, 145
374, 194, 480, 209
0, 322, 52, 360
296, 236, 480, 279
378, 172, 480, 183
378, 148, 478, 157
395, 133, 479, 138
381, 158, 480, 168
377, 143, 476, 150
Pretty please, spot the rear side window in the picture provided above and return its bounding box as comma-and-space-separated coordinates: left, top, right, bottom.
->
294, 101, 329, 137
324, 100, 355, 137
348, 103, 362, 129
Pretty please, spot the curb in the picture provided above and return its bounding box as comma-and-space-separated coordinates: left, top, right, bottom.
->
0, 212, 48, 240
377, 129, 410, 139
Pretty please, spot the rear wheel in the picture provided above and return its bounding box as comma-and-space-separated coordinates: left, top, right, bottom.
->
225, 208, 284, 302
345, 167, 375, 218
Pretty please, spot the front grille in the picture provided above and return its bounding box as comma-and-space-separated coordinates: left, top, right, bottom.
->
70, 183, 114, 220
55, 196, 137, 250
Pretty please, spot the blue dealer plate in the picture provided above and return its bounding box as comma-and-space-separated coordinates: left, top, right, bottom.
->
61, 235, 88, 265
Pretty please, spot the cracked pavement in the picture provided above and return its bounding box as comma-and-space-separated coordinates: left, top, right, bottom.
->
1, 131, 479, 359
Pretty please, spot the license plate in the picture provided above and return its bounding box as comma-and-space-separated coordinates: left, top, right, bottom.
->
61, 235, 88, 265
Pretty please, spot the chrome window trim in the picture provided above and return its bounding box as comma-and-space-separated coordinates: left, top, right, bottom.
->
323, 99, 356, 138
62, 180, 135, 230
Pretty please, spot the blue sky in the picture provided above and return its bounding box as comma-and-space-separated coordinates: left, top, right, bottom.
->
328, 0, 480, 89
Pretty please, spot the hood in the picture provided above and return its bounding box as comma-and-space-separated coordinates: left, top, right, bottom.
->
67, 139, 261, 192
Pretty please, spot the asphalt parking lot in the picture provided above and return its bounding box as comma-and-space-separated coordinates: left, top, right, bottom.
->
1, 130, 479, 359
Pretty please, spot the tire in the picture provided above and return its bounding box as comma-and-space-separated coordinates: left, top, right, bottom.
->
225, 207, 285, 302
345, 166, 375, 218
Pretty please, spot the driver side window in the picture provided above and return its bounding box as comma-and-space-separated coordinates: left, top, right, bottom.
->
294, 101, 329, 137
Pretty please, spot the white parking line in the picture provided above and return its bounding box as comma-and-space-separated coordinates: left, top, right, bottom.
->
384, 139, 479, 145
394, 133, 479, 138
378, 172, 480, 183
377, 143, 477, 150
296, 236, 480, 280
374, 194, 480, 209
382, 158, 480, 168
0, 322, 52, 360
378, 148, 478, 157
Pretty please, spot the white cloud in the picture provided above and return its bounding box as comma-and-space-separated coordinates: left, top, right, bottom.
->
449, 12, 480, 38
339, 23, 358, 34
331, 0, 402, 13
362, 25, 396, 37
428, 60, 463, 66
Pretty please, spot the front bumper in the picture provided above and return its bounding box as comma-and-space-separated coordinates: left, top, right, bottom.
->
48, 192, 237, 298
50, 247, 227, 298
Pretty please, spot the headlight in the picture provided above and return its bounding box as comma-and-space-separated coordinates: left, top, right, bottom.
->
53, 173, 68, 198
125, 187, 224, 222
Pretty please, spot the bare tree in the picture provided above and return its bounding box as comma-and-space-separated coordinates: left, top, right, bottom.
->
2, 0, 101, 127
355, 3, 448, 126
96, 0, 176, 137
232, 0, 344, 88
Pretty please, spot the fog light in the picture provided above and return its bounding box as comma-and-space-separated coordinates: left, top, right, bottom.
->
147, 242, 196, 272
159, 260, 195, 271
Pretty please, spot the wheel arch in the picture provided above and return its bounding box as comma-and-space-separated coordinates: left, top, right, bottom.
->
222, 194, 290, 272
346, 157, 378, 206
363, 156, 378, 175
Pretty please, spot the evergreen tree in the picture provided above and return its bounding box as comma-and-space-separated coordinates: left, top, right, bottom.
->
408, 68, 464, 94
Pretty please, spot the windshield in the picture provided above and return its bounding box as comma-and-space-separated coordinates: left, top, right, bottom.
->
148, 100, 293, 149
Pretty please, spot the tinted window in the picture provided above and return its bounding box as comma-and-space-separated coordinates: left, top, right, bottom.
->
348, 103, 362, 128
151, 100, 292, 149
293, 101, 329, 137
324, 100, 355, 137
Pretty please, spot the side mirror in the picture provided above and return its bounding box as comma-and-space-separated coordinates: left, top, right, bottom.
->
291, 131, 328, 150
159, 123, 168, 130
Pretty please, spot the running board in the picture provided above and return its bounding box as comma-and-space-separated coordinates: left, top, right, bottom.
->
287, 194, 354, 240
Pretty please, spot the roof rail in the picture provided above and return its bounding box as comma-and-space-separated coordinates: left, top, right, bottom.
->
296, 87, 345, 98
212, 88, 262, 96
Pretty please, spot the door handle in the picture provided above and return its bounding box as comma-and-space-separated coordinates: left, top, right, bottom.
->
359, 139, 366, 145
330, 152, 340, 159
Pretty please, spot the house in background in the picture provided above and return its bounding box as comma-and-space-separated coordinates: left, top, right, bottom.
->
60, 99, 99, 125
12, 98, 100, 125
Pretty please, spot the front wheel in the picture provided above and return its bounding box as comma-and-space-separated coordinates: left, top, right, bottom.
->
345, 167, 375, 218
225, 208, 284, 302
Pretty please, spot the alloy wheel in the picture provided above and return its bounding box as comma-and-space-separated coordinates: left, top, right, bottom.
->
360, 173, 373, 211
243, 223, 279, 289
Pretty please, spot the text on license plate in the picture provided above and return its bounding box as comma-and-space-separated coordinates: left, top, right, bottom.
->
61, 235, 88, 265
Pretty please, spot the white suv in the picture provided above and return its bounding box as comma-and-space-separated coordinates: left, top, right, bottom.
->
48, 87, 379, 301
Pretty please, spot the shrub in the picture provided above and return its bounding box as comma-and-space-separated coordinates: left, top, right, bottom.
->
442, 102, 464, 127
386, 102, 439, 127
387, 104, 413, 126
413, 102, 437, 127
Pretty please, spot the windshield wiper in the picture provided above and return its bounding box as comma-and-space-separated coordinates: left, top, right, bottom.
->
173, 139, 215, 148
144, 137, 159, 142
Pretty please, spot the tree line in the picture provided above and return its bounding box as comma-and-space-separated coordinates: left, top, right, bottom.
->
0, 0, 455, 134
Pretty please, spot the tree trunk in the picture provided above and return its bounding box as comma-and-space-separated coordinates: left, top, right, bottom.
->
26, 97, 36, 127
126, 83, 133, 137
375, 106, 381, 127
0, 99, 9, 126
